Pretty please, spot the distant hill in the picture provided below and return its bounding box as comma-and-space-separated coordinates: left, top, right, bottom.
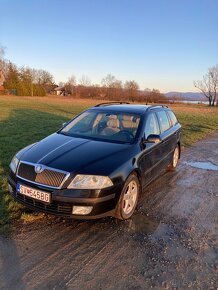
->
165, 91, 206, 101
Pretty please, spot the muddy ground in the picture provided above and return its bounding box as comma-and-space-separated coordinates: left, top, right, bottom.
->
0, 133, 218, 290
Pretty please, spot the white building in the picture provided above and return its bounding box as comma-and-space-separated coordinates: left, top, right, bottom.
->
54, 86, 66, 96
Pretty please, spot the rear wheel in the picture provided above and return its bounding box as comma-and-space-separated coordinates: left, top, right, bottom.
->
114, 174, 140, 220
167, 145, 179, 171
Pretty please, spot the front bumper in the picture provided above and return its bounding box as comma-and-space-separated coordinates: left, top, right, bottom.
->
8, 171, 122, 219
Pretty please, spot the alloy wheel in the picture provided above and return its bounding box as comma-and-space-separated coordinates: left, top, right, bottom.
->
122, 180, 138, 215
173, 147, 179, 168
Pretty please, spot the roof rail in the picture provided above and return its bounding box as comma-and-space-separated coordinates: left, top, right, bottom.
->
95, 102, 130, 107
146, 104, 169, 110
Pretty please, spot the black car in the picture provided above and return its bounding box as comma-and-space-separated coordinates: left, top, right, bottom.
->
8, 102, 181, 220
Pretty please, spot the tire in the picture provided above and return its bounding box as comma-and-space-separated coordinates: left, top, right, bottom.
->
167, 145, 180, 171
114, 174, 140, 220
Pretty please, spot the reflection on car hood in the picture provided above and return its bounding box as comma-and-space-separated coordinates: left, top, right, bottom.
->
20, 133, 131, 173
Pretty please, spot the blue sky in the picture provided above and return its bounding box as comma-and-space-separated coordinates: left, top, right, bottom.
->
1, 0, 218, 92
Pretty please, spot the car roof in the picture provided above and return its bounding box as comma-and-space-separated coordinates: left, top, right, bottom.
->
90, 103, 170, 114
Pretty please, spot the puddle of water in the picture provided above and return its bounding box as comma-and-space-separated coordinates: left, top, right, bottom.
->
124, 212, 159, 235
185, 161, 218, 171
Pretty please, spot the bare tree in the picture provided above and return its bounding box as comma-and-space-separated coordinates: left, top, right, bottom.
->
101, 74, 123, 100
75, 75, 91, 98
101, 74, 117, 88
79, 75, 91, 86
194, 65, 218, 106
112, 80, 123, 99
36, 69, 54, 85
124, 80, 139, 102
0, 44, 9, 77
68, 75, 77, 86
0, 44, 5, 59
65, 75, 77, 95
58, 82, 65, 87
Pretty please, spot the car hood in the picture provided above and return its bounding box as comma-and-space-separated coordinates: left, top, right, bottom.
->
19, 133, 132, 173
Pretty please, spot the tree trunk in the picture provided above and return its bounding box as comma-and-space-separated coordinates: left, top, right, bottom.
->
212, 99, 215, 106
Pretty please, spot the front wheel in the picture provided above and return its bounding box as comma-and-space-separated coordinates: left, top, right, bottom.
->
167, 145, 180, 171
114, 174, 140, 220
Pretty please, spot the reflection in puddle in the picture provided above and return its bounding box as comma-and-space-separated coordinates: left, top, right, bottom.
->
185, 161, 218, 171
125, 212, 159, 235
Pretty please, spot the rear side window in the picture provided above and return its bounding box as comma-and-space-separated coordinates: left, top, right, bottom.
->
144, 113, 160, 138
168, 111, 178, 126
156, 111, 171, 132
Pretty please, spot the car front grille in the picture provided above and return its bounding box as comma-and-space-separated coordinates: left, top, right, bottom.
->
17, 162, 69, 188
12, 191, 72, 216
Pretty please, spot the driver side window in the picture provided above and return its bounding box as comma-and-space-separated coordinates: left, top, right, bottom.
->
144, 113, 160, 138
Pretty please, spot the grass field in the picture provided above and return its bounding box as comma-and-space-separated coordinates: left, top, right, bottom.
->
1, 95, 218, 235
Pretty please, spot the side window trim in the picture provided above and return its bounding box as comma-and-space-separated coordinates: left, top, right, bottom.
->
166, 111, 173, 128
156, 110, 171, 133
143, 112, 160, 138
155, 111, 162, 134
153, 112, 161, 134
167, 110, 178, 126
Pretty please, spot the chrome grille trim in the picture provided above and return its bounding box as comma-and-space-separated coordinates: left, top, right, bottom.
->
17, 161, 70, 189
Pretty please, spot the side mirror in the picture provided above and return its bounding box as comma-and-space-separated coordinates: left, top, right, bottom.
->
144, 134, 161, 144
62, 122, 67, 128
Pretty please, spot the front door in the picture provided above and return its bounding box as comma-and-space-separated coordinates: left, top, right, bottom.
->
138, 112, 162, 188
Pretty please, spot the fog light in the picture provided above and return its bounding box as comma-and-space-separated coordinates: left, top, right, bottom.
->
72, 206, 93, 215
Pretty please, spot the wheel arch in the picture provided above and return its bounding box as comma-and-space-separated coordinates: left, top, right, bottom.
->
126, 168, 142, 194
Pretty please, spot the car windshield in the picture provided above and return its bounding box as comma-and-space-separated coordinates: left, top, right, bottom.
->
60, 110, 141, 143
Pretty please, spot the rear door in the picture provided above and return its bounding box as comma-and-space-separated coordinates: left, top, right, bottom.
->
167, 110, 181, 144
156, 110, 175, 168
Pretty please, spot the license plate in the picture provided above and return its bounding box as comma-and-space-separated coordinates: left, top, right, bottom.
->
17, 184, 51, 203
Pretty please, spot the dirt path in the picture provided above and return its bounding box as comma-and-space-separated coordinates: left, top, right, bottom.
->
1, 133, 218, 290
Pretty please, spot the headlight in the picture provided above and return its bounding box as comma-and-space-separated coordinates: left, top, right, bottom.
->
68, 175, 113, 189
9, 155, 19, 174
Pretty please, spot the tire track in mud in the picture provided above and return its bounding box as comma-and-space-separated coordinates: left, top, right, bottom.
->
64, 233, 130, 288
22, 221, 119, 289
66, 238, 145, 290
15, 221, 91, 273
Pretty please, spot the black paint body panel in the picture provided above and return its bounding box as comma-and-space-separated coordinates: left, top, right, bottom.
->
9, 104, 182, 219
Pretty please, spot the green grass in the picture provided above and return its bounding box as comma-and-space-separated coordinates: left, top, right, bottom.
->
173, 106, 218, 147
0, 96, 218, 235
0, 96, 93, 235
